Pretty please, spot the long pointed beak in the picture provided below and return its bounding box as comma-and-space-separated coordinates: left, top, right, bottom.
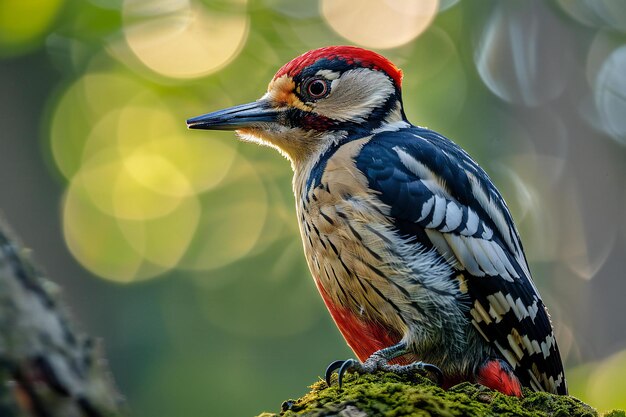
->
186, 100, 278, 131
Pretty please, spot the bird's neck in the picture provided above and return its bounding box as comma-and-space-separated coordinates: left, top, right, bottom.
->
291, 131, 344, 198
291, 116, 412, 200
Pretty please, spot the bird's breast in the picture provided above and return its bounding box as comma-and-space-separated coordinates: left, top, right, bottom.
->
294, 138, 413, 341
297, 185, 412, 359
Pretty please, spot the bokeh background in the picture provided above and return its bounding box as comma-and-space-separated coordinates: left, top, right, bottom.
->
1, 0, 625, 415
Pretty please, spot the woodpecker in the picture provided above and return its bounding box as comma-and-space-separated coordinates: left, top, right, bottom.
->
187, 46, 567, 397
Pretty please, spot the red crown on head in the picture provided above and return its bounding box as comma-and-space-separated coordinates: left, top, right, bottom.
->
274, 46, 403, 89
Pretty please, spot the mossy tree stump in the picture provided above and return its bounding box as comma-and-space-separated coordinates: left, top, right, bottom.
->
257, 372, 623, 417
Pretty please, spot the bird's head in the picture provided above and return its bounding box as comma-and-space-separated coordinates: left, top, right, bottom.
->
187, 46, 406, 165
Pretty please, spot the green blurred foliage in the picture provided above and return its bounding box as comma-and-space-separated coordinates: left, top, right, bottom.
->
0, 0, 65, 57
1, 0, 626, 416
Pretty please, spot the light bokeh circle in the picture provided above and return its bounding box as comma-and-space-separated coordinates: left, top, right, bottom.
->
474, 0, 572, 106
320, 0, 439, 49
49, 72, 145, 180
62, 145, 203, 283
122, 0, 249, 79
594, 45, 626, 145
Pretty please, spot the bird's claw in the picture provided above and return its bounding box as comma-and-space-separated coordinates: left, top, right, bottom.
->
325, 360, 344, 387
325, 359, 359, 388
421, 363, 444, 386
325, 358, 444, 388
338, 359, 359, 388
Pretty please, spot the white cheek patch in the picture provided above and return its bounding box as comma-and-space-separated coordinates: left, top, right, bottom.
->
313, 68, 395, 123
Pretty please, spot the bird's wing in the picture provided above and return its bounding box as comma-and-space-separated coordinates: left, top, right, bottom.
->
354, 126, 567, 394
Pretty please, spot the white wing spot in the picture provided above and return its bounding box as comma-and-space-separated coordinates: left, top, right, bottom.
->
481, 224, 493, 240
507, 332, 524, 360
486, 291, 514, 323
461, 209, 479, 236
472, 300, 492, 324
426, 196, 447, 228
515, 298, 530, 320
521, 334, 536, 355
528, 298, 539, 322
418, 196, 435, 222
477, 238, 513, 281
532, 340, 541, 355
555, 373, 564, 390
466, 237, 498, 276
444, 233, 484, 276
471, 319, 490, 341
442, 201, 463, 232
540, 333, 555, 359
505, 294, 521, 320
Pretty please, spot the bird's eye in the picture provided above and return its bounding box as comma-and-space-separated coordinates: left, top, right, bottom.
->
304, 78, 330, 100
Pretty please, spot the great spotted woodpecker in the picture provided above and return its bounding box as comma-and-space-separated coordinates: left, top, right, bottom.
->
187, 46, 567, 396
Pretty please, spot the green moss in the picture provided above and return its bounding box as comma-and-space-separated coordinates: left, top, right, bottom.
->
256, 372, 618, 417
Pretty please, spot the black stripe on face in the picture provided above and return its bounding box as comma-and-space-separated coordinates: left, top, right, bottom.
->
285, 108, 336, 131
286, 96, 402, 134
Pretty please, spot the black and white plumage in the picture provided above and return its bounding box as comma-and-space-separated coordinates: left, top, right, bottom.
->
353, 126, 566, 394
187, 46, 567, 396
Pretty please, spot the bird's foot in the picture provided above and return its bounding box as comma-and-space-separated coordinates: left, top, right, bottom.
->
325, 344, 443, 388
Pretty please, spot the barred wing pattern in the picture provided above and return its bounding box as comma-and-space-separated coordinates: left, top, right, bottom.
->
354, 127, 567, 395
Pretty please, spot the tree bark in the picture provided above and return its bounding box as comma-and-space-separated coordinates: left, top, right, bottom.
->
0, 218, 124, 417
